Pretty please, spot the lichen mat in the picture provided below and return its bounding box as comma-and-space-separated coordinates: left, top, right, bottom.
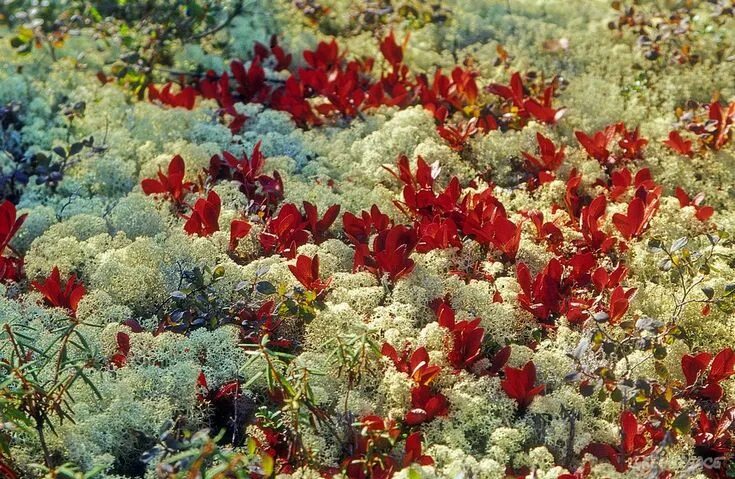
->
1, 1, 735, 478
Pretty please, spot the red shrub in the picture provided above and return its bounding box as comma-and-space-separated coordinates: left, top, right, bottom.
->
681, 348, 735, 402
207, 142, 283, 210
259, 203, 309, 259
0, 200, 27, 282
32, 266, 86, 315
228, 219, 252, 252
435, 301, 485, 371
288, 254, 331, 295
674, 187, 714, 221
353, 224, 417, 283
184, 191, 221, 237
663, 131, 693, 156
148, 83, 196, 110
584, 411, 660, 472
302, 202, 340, 244
141, 154, 193, 206
501, 361, 545, 410
110, 332, 130, 368
381, 343, 441, 387
405, 386, 449, 425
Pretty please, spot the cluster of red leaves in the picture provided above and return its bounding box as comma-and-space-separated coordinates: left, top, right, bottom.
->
342, 416, 432, 479
674, 187, 714, 221
148, 83, 196, 110
288, 254, 331, 296
184, 190, 221, 237
521, 132, 565, 189
683, 100, 735, 151
384, 155, 522, 260
575, 122, 648, 168
681, 348, 735, 403
584, 410, 663, 472
381, 343, 448, 425
663, 100, 735, 156
236, 300, 292, 349
486, 72, 566, 126
516, 254, 634, 328
434, 300, 485, 371
206, 141, 284, 212
140, 145, 288, 249
0, 200, 26, 282
141, 154, 194, 207
31, 266, 86, 316
145, 34, 564, 155
259, 202, 339, 259
693, 408, 735, 479
582, 348, 735, 475
501, 361, 545, 411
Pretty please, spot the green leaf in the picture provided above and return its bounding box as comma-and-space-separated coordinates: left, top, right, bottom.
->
212, 265, 225, 279
672, 412, 691, 435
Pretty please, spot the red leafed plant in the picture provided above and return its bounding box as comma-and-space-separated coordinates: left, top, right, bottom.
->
379, 30, 406, 70
693, 408, 735, 478
486, 72, 565, 125
515, 259, 566, 326
606, 285, 636, 324
522, 132, 565, 172
207, 142, 283, 211
402, 432, 434, 468
0, 201, 27, 255
0, 200, 27, 282
405, 385, 449, 425
228, 219, 252, 252
288, 254, 332, 296
577, 195, 616, 253
674, 187, 714, 221
415, 216, 462, 253
436, 117, 485, 151
353, 224, 417, 283
681, 348, 735, 402
110, 332, 131, 368
435, 301, 485, 371
259, 203, 310, 259
462, 204, 522, 260
184, 191, 221, 237
501, 361, 545, 411
230, 57, 270, 104
302, 202, 340, 244
32, 266, 86, 315
148, 83, 197, 110
663, 131, 693, 156
575, 122, 647, 166
342, 415, 402, 479
381, 343, 441, 387
342, 205, 392, 245
253, 35, 292, 72
611, 185, 662, 241
141, 154, 193, 206
686, 100, 735, 151
584, 411, 659, 472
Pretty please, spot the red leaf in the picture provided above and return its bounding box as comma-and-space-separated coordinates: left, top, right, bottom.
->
229, 219, 251, 252
663, 131, 693, 156
501, 361, 544, 410
32, 266, 86, 315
